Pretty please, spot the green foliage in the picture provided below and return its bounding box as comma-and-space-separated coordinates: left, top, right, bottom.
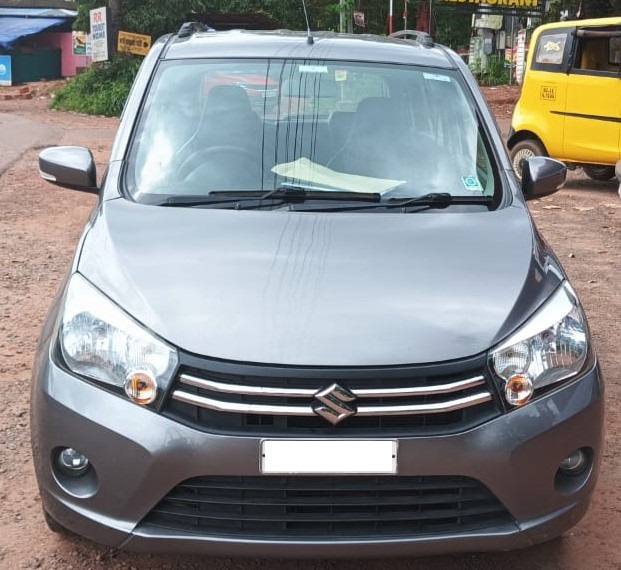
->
433, 10, 472, 51
544, 0, 616, 21
51, 56, 142, 117
579, 0, 613, 18
478, 55, 509, 86
74, 0, 208, 37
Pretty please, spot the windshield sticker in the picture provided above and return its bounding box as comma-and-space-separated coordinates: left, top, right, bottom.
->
335, 69, 348, 81
299, 65, 328, 74
462, 175, 484, 192
423, 72, 451, 82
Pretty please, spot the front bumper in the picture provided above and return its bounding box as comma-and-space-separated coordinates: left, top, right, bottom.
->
31, 356, 604, 557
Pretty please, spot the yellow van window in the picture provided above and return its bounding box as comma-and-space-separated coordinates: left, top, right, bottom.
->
534, 33, 567, 66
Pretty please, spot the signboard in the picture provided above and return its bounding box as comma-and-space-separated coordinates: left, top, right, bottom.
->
0, 55, 12, 86
438, 0, 544, 17
515, 29, 526, 84
89, 7, 109, 62
118, 31, 151, 56
72, 31, 88, 56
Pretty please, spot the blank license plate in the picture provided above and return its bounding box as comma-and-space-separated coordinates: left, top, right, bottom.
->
260, 440, 398, 474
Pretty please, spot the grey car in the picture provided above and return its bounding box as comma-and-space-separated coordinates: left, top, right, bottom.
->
31, 23, 604, 557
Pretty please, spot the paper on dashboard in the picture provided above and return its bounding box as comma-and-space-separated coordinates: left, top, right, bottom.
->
271, 157, 406, 195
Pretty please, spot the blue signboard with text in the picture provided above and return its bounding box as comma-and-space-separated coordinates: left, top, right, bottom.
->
0, 55, 12, 86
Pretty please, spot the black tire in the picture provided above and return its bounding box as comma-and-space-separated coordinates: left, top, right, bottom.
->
43, 508, 74, 537
509, 139, 546, 181
582, 164, 615, 181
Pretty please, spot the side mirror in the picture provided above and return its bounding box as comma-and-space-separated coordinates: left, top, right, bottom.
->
39, 146, 98, 193
521, 156, 566, 200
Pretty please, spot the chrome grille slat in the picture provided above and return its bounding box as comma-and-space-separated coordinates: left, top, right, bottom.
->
164, 363, 501, 434
172, 391, 310, 416
172, 390, 493, 416
178, 373, 486, 398
179, 374, 317, 397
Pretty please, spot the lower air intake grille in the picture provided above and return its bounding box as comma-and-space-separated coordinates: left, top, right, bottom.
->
143, 476, 513, 538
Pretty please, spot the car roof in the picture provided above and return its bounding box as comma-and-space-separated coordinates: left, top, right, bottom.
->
162, 29, 456, 69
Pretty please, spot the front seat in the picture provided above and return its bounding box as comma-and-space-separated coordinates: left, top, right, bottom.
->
179, 84, 263, 189
337, 97, 414, 181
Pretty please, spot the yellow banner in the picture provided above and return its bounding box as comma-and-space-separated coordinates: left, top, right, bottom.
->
439, 0, 539, 6
118, 31, 151, 56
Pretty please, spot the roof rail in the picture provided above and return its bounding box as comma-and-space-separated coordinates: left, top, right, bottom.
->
389, 29, 434, 47
177, 21, 215, 38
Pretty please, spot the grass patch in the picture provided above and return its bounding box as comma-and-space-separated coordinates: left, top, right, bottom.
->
51, 56, 142, 117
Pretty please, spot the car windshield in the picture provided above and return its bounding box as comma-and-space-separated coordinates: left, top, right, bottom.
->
125, 59, 498, 205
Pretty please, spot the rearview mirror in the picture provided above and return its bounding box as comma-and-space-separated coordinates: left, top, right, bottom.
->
39, 146, 98, 193
521, 156, 566, 200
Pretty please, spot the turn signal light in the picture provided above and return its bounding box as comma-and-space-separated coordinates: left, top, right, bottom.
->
124, 370, 158, 405
504, 374, 534, 406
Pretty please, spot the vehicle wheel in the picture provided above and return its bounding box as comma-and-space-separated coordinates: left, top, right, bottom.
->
42, 508, 73, 537
509, 139, 546, 181
582, 164, 615, 181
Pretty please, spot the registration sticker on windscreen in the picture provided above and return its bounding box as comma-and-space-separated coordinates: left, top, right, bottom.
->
299, 65, 328, 73
423, 72, 452, 82
261, 440, 398, 474
462, 175, 484, 192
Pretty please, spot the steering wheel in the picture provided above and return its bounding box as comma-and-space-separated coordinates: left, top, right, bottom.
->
178, 145, 260, 188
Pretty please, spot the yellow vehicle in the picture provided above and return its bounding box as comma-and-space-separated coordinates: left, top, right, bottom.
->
508, 17, 621, 181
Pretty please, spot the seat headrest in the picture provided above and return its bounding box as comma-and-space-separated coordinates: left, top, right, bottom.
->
353, 97, 403, 135
204, 84, 252, 114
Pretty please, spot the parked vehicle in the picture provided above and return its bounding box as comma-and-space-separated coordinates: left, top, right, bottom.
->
509, 17, 621, 181
31, 22, 603, 557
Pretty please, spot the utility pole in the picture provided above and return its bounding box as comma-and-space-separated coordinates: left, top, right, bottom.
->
108, 0, 120, 55
340, 0, 345, 33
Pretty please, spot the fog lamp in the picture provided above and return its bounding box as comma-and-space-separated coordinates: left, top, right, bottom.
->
560, 449, 588, 475
504, 374, 534, 406
124, 370, 158, 405
56, 448, 90, 477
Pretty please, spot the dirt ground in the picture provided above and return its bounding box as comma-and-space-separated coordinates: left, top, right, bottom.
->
0, 83, 620, 569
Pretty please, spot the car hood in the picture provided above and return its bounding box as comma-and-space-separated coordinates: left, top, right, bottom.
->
78, 199, 559, 366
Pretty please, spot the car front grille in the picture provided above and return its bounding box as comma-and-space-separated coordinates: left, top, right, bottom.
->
161, 360, 501, 436
141, 475, 513, 538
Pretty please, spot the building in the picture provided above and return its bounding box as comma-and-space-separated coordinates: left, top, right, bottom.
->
0, 0, 86, 85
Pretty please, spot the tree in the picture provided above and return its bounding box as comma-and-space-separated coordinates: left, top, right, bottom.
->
73, 0, 210, 52
578, 0, 613, 18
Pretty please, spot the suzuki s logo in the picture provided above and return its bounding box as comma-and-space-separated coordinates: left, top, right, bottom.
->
312, 383, 357, 425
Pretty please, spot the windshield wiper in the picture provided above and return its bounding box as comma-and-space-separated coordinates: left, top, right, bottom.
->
391, 193, 493, 211
291, 192, 493, 212
386, 192, 453, 209
258, 185, 381, 203
154, 190, 490, 212
156, 186, 381, 208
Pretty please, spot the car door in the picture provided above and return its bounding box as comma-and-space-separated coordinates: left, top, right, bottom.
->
563, 25, 621, 164
519, 27, 572, 159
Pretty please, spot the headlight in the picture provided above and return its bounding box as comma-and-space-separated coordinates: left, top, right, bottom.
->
490, 282, 588, 407
58, 273, 179, 405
